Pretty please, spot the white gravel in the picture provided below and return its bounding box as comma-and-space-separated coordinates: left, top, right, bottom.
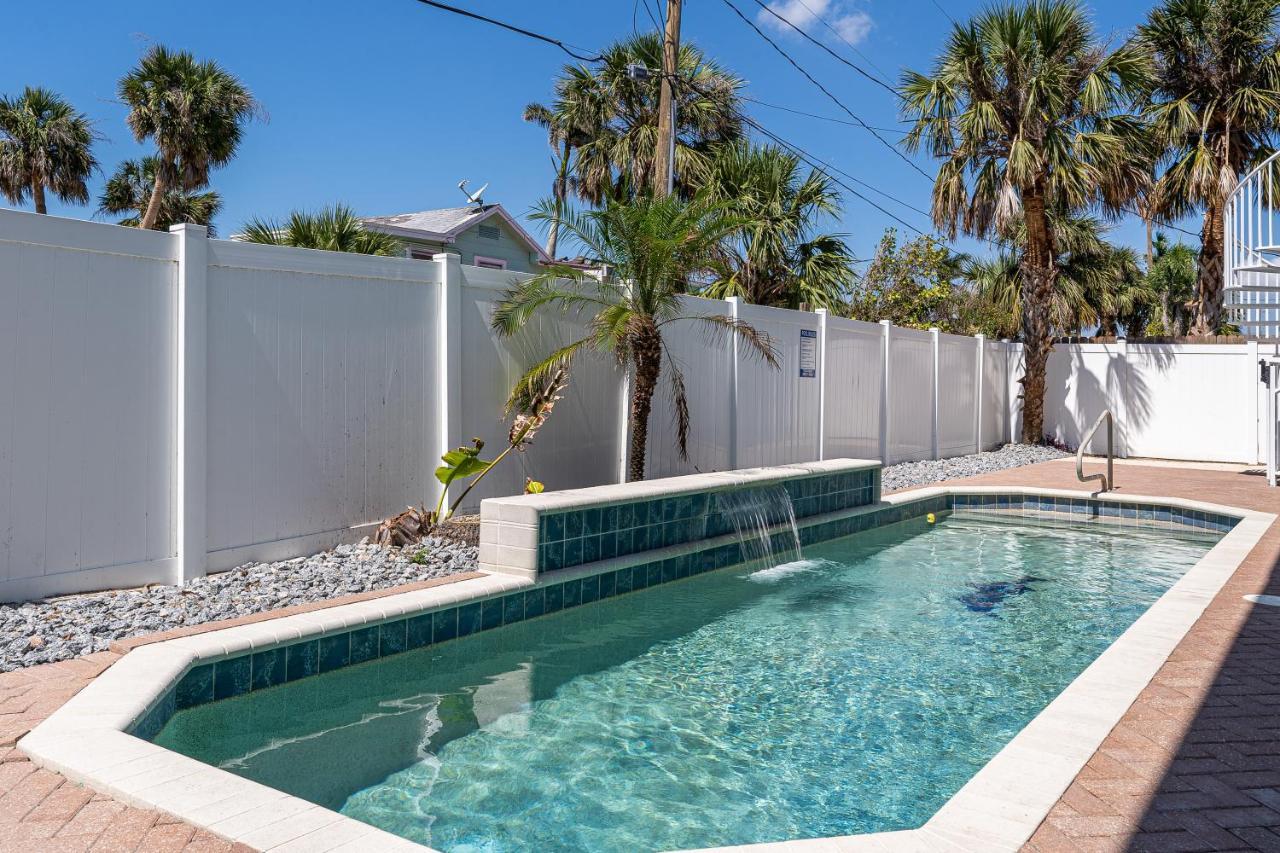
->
881, 443, 1070, 493
0, 443, 1066, 672
0, 537, 476, 672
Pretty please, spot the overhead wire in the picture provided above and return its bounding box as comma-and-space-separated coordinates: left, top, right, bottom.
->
409, 0, 604, 62
746, 0, 897, 96
718, 0, 931, 179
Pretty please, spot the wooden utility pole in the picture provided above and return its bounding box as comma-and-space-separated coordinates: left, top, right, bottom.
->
653, 0, 682, 197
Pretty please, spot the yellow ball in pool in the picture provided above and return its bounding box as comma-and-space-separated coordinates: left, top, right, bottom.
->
926, 513, 936, 523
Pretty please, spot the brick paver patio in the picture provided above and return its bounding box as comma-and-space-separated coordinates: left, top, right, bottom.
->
1, 459, 1278, 851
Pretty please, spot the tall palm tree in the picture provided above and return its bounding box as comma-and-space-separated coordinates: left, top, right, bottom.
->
492, 193, 778, 481
697, 142, 855, 310
546, 34, 744, 205
0, 87, 96, 214
523, 86, 600, 258
1134, 0, 1280, 336
239, 205, 401, 256
118, 46, 255, 231
901, 0, 1150, 443
98, 157, 221, 232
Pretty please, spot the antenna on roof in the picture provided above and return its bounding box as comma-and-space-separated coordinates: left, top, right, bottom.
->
458, 179, 488, 206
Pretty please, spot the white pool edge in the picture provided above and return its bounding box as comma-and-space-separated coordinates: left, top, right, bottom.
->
19, 486, 1273, 853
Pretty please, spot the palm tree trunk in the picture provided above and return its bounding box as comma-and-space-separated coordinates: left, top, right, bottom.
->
139, 165, 170, 231
31, 179, 46, 215
627, 325, 663, 482
1192, 197, 1225, 337
1018, 189, 1056, 445
547, 140, 571, 259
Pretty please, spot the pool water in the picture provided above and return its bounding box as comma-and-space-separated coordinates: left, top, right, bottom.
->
156, 515, 1217, 851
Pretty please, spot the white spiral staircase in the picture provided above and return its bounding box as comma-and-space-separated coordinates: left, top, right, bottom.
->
1226, 150, 1280, 339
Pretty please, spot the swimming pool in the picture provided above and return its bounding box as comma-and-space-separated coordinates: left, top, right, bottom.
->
153, 513, 1218, 852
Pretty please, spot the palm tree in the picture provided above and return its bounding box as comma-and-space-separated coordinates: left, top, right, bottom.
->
523, 86, 600, 258
98, 157, 221, 232
697, 142, 855, 310
966, 213, 1151, 338
1134, 0, 1280, 336
239, 205, 402, 256
0, 87, 96, 214
901, 0, 1150, 443
492, 193, 778, 481
118, 46, 256, 231
546, 34, 744, 205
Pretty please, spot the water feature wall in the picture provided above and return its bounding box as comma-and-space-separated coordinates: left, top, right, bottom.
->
478, 460, 881, 580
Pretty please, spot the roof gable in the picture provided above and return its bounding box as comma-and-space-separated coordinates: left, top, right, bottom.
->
362, 204, 549, 262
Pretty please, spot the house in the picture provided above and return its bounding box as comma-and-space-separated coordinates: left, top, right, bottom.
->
361, 203, 557, 273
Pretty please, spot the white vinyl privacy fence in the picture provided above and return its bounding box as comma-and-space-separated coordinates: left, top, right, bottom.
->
1, 207, 1267, 600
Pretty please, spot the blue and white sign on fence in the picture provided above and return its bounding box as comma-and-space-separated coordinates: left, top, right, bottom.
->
799, 329, 818, 378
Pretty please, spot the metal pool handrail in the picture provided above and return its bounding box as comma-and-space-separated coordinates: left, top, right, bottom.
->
1076, 410, 1115, 493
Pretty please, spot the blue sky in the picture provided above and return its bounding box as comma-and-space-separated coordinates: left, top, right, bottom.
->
2, 0, 1193, 263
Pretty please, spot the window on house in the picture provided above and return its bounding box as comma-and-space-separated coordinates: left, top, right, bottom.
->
473, 255, 507, 270
409, 249, 432, 260
477, 224, 501, 240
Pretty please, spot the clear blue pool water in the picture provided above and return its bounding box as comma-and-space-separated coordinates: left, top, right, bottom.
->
156, 515, 1217, 851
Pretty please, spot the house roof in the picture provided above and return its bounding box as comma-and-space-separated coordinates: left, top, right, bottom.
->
361, 204, 552, 263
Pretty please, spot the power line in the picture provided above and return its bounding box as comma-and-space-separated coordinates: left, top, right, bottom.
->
928, 0, 958, 26
745, 116, 933, 217
719, 0, 932, 179
787, 0, 895, 85
409, 0, 604, 62
746, 0, 897, 96
744, 95, 908, 135
741, 115, 930, 236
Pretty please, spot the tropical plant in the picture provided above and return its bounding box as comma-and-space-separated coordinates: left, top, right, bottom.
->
493, 193, 778, 481
374, 368, 567, 546
118, 46, 255, 231
1134, 0, 1280, 336
98, 157, 221, 232
239, 205, 401, 255
1146, 232, 1197, 336
696, 142, 855, 310
541, 34, 744, 205
849, 229, 969, 330
0, 87, 96, 214
901, 0, 1150, 443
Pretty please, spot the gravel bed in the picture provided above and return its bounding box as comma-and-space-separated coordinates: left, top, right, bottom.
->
0, 444, 1065, 673
0, 537, 476, 672
881, 442, 1070, 493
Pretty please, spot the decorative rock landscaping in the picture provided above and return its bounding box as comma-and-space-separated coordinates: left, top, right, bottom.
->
0, 444, 1065, 672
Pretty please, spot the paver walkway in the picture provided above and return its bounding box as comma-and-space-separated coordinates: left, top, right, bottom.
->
0, 651, 248, 852
2, 459, 1278, 852
917, 459, 1280, 852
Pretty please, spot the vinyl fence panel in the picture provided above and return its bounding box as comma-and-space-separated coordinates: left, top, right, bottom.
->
733, 301, 822, 468
822, 316, 884, 460
644, 296, 734, 479
938, 332, 979, 456
204, 241, 442, 568
455, 264, 621, 506
0, 211, 178, 601
888, 326, 936, 463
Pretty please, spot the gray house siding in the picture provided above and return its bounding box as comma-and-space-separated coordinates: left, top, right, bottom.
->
396, 220, 540, 273
450, 219, 542, 272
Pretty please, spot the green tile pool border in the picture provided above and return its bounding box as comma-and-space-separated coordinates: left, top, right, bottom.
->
130, 487, 1238, 742
536, 467, 879, 572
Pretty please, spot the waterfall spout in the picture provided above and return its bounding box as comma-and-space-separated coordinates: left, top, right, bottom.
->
716, 484, 802, 569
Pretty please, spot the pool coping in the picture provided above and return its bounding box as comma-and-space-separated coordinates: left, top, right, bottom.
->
17, 486, 1274, 853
